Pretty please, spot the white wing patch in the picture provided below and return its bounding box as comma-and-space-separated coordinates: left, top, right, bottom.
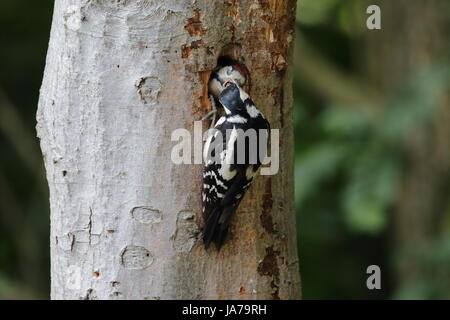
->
238, 87, 250, 102
246, 104, 261, 118
203, 133, 214, 164
227, 115, 248, 123
215, 116, 226, 127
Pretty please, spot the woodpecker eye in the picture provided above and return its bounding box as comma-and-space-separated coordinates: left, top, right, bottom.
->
226, 67, 233, 76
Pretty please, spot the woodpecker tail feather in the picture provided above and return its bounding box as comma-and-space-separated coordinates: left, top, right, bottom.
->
214, 224, 229, 251
203, 207, 222, 250
203, 205, 237, 251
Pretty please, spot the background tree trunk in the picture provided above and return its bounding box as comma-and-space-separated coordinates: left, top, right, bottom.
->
37, 0, 300, 299
363, 0, 450, 294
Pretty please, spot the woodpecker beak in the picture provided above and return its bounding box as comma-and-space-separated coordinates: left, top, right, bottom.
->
223, 79, 235, 87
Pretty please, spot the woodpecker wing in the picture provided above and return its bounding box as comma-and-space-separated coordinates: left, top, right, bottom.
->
202, 110, 269, 250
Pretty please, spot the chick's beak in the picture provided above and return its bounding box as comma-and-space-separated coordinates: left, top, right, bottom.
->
223, 79, 236, 87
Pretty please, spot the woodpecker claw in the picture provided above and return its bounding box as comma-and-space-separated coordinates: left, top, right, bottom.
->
201, 94, 218, 128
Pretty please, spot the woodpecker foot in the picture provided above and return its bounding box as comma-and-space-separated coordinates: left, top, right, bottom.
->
201, 95, 218, 128
201, 109, 217, 121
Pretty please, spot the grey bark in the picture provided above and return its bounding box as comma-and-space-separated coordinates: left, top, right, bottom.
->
37, 0, 300, 300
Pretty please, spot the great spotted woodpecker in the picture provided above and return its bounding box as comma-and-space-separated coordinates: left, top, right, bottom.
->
202, 81, 270, 250
203, 58, 249, 126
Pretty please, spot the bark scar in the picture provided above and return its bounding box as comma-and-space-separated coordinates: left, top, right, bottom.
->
135, 77, 161, 105
261, 179, 276, 234
181, 40, 205, 59
257, 246, 281, 299
82, 288, 97, 300
184, 9, 207, 36
88, 207, 93, 245
192, 70, 212, 119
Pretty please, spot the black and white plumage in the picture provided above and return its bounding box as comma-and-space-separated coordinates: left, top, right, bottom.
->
203, 58, 249, 126
208, 62, 248, 100
202, 81, 270, 250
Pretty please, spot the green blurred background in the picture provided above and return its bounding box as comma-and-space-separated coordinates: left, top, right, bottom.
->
0, 0, 449, 299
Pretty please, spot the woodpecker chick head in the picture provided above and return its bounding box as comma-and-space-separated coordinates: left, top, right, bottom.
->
209, 64, 249, 99
218, 81, 249, 114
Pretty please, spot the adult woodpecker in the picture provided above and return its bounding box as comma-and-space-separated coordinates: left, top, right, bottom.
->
202, 80, 270, 250
203, 58, 249, 125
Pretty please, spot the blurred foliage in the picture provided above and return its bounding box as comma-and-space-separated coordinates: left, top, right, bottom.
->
295, 0, 450, 299
0, 0, 54, 299
0, 0, 449, 299
298, 66, 449, 234
393, 234, 450, 299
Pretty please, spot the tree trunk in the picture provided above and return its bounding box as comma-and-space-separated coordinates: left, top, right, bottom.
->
37, 0, 300, 300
